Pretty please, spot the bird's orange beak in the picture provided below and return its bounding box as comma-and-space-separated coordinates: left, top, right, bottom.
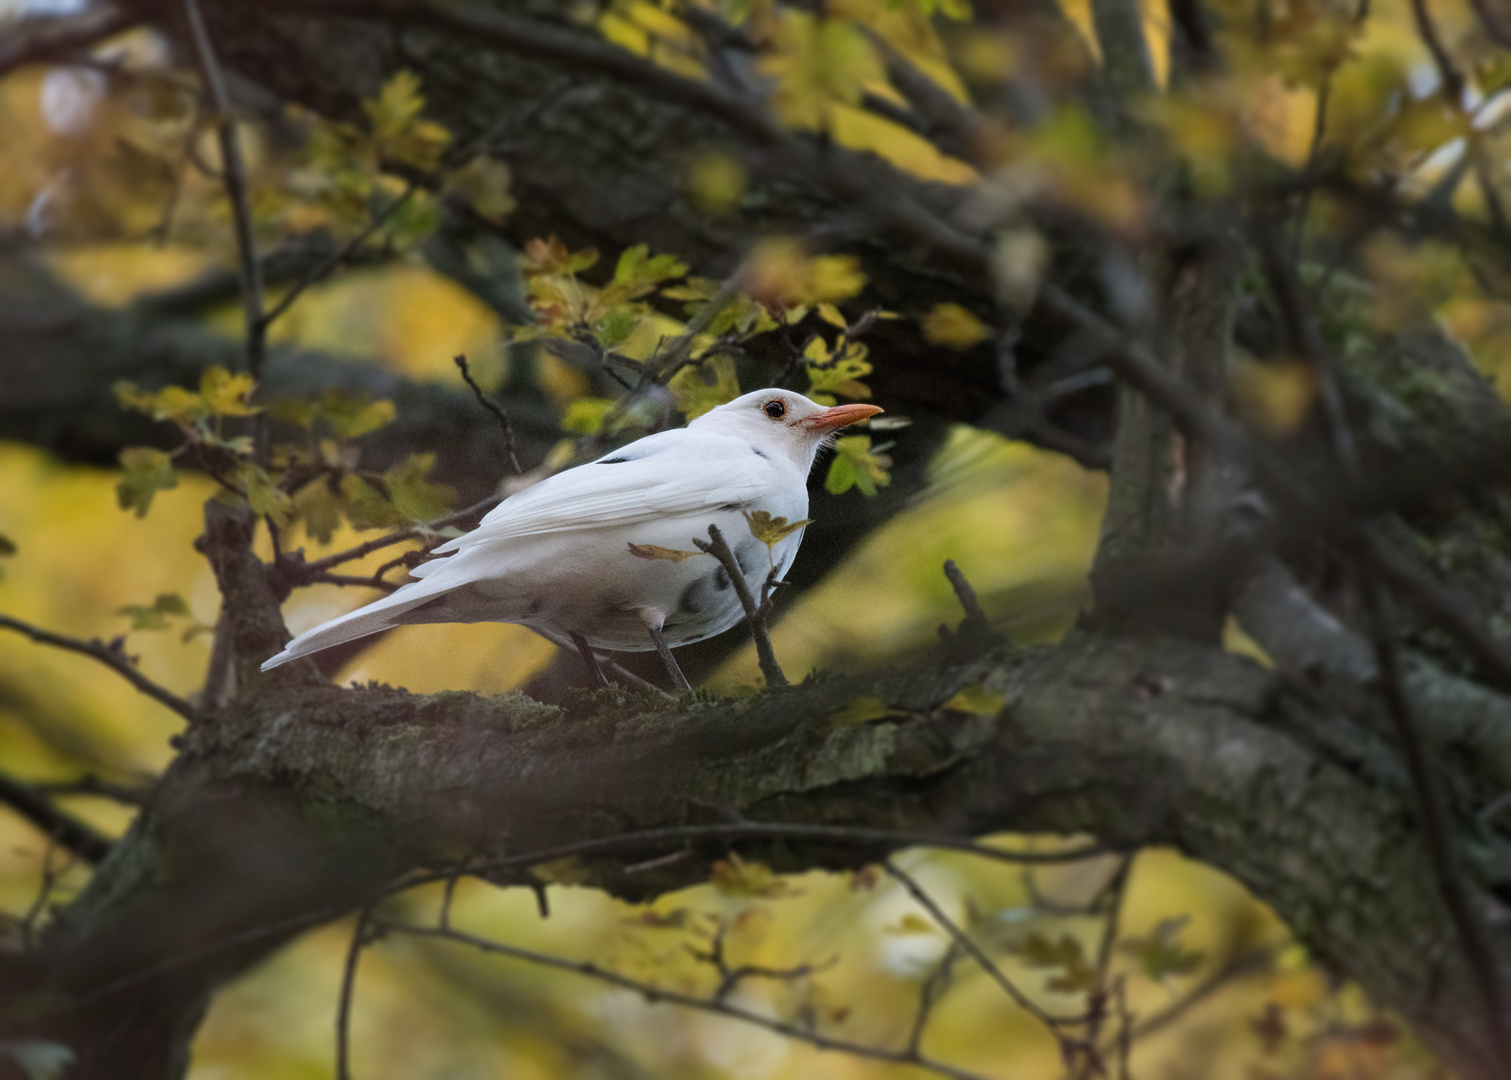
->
801, 403, 883, 432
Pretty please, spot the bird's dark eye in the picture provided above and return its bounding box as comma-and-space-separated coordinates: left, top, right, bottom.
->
763, 399, 786, 420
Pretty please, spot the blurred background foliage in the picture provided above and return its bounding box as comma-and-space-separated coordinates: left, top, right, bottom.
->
1, 0, 1506, 1073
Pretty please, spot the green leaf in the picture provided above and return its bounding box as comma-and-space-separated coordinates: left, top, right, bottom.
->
593, 307, 639, 351
805, 340, 872, 406
1007, 932, 1096, 993
232, 462, 295, 526
744, 510, 811, 549
562, 397, 616, 436
116, 592, 190, 632
199, 366, 260, 416
445, 155, 515, 223
668, 353, 741, 419
614, 244, 688, 289
381, 453, 453, 522
321, 391, 397, 440
116, 447, 178, 517
824, 435, 891, 497
0, 534, 15, 558
1121, 917, 1205, 984
340, 474, 407, 531
293, 478, 343, 545
363, 69, 426, 143
114, 381, 206, 424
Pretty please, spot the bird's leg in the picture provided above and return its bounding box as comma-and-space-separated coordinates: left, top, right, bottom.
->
645, 623, 692, 695
569, 631, 610, 687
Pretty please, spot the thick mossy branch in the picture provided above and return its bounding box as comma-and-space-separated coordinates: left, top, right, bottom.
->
28, 624, 1506, 1078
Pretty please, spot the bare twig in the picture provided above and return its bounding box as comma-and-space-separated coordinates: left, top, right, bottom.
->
304, 572, 401, 593
0, 613, 201, 723
688, 920, 838, 1002
36, 774, 152, 807
454, 353, 522, 475
297, 496, 501, 575
693, 524, 787, 688
908, 942, 965, 1056
183, 0, 269, 465
396, 824, 1113, 896
336, 906, 373, 1080
883, 861, 1090, 1035
1077, 856, 1133, 1080
20, 835, 75, 948
376, 917, 992, 1080
0, 772, 113, 865
1359, 582, 1511, 1073
260, 183, 418, 330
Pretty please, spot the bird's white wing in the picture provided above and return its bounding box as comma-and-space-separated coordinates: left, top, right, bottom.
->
427, 430, 784, 558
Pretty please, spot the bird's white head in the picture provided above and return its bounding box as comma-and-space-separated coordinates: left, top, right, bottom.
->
688, 389, 883, 472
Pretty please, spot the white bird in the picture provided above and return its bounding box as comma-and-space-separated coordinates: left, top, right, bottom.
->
261, 389, 883, 690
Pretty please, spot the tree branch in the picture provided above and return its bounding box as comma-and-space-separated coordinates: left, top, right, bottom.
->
0, 771, 113, 865
0, 613, 200, 724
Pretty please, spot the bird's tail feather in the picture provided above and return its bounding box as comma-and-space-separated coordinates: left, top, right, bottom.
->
260, 582, 447, 672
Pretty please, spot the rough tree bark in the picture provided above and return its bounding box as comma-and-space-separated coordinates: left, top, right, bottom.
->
4, 3, 1511, 1079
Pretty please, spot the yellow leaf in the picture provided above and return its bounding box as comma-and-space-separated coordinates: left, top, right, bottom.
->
816, 302, 848, 328
530, 856, 592, 885
363, 69, 426, 142
563, 397, 615, 435
1229, 358, 1317, 437
829, 695, 899, 725
744, 510, 812, 549
922, 302, 990, 349
759, 12, 885, 131
885, 913, 937, 935
627, 543, 703, 562
741, 238, 867, 307
824, 435, 892, 497
711, 853, 793, 897
446, 156, 515, 223
688, 150, 748, 215
942, 684, 1005, 715
668, 353, 741, 419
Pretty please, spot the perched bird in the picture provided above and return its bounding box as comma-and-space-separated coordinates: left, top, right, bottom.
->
261, 389, 883, 690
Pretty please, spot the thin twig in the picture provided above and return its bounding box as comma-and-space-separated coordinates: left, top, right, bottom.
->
336, 906, 372, 1080
396, 824, 1113, 896
883, 861, 1089, 1035
693, 524, 787, 688
260, 183, 418, 330
20, 834, 74, 949
1359, 581, 1511, 1072
454, 353, 522, 475
36, 774, 153, 807
1076, 856, 1133, 1080
908, 942, 965, 1056
305, 572, 401, 593
376, 917, 992, 1080
298, 496, 500, 575
183, 0, 268, 465
688, 920, 838, 1001
0, 613, 201, 723
0, 772, 113, 865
